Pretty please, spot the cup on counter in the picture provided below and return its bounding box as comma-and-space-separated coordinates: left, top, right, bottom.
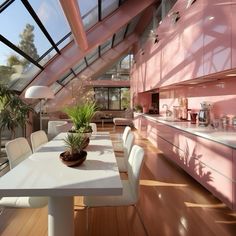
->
190, 113, 198, 124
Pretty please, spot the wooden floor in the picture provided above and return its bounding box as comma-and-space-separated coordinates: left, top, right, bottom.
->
1, 124, 236, 236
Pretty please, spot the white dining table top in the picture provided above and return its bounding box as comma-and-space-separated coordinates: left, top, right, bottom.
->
0, 132, 122, 197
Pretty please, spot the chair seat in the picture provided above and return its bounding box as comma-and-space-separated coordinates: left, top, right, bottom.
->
113, 141, 124, 152
116, 157, 127, 172
0, 196, 48, 208
84, 181, 135, 207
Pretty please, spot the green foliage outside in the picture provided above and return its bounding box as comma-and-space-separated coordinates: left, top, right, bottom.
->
121, 89, 130, 110
0, 85, 33, 154
0, 24, 39, 87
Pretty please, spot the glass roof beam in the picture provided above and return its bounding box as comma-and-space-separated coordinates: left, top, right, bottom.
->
60, 0, 88, 51
123, 23, 130, 40
70, 68, 77, 77
0, 34, 44, 70
21, 0, 61, 55
98, 46, 101, 57
0, 0, 14, 13
111, 34, 116, 48
84, 57, 88, 67
98, 0, 102, 21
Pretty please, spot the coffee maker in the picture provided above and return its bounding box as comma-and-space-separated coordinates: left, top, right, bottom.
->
198, 102, 211, 126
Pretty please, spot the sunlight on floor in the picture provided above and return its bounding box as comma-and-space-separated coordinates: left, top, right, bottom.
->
184, 202, 226, 208
140, 179, 188, 187
215, 220, 236, 224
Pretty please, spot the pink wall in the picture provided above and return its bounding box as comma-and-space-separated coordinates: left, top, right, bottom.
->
131, 0, 236, 119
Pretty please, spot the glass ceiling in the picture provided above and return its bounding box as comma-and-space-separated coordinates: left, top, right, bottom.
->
0, 0, 143, 94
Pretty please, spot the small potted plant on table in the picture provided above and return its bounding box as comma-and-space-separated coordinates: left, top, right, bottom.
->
60, 133, 88, 167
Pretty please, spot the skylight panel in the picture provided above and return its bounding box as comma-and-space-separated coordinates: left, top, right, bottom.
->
77, 0, 98, 30
113, 26, 126, 46
58, 71, 74, 85
30, 0, 71, 45
86, 47, 98, 65
101, 0, 119, 19
73, 60, 87, 75
50, 82, 62, 94
100, 37, 112, 55
0, 1, 52, 60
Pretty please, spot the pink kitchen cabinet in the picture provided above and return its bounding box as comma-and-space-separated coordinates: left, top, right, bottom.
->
231, 0, 236, 68
136, 115, 236, 210
203, 0, 232, 75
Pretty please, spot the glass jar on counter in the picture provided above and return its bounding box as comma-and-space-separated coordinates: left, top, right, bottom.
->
221, 114, 229, 127
232, 116, 236, 126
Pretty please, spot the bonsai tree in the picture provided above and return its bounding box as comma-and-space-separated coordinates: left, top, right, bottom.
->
64, 102, 96, 133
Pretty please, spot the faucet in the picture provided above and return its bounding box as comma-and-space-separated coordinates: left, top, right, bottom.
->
162, 104, 172, 117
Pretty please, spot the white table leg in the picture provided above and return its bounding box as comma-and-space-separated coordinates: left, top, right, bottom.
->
48, 196, 74, 236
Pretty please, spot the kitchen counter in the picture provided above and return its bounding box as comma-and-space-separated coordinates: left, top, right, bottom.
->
133, 112, 236, 210
134, 113, 236, 149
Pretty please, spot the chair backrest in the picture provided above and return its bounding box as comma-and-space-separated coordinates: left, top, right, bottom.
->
56, 122, 73, 134
5, 137, 32, 169
90, 123, 97, 134
30, 130, 48, 152
122, 126, 131, 145
123, 132, 134, 163
48, 120, 68, 139
128, 145, 144, 202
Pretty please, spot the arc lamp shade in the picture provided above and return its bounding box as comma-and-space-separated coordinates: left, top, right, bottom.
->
25, 86, 54, 99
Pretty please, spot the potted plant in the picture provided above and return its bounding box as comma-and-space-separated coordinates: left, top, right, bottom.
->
64, 102, 96, 137
134, 104, 143, 113
0, 85, 33, 155
60, 133, 88, 167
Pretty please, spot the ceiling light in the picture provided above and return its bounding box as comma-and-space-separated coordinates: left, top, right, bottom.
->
226, 73, 236, 77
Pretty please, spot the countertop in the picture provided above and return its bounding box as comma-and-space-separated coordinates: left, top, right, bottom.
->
134, 113, 236, 149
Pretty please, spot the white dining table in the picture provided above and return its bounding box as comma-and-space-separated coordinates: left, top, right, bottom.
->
0, 132, 122, 236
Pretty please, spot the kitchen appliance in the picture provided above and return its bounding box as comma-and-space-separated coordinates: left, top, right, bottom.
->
198, 102, 211, 126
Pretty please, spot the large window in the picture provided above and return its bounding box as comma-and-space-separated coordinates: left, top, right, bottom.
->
94, 87, 130, 110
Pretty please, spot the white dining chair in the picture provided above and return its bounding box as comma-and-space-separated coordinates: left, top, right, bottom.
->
5, 137, 32, 169
56, 122, 73, 134
116, 131, 134, 172
30, 130, 48, 152
48, 120, 68, 140
89, 123, 97, 134
113, 126, 131, 152
0, 137, 48, 214
84, 145, 147, 234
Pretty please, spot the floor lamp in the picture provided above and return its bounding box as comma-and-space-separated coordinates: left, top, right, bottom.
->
25, 86, 54, 130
